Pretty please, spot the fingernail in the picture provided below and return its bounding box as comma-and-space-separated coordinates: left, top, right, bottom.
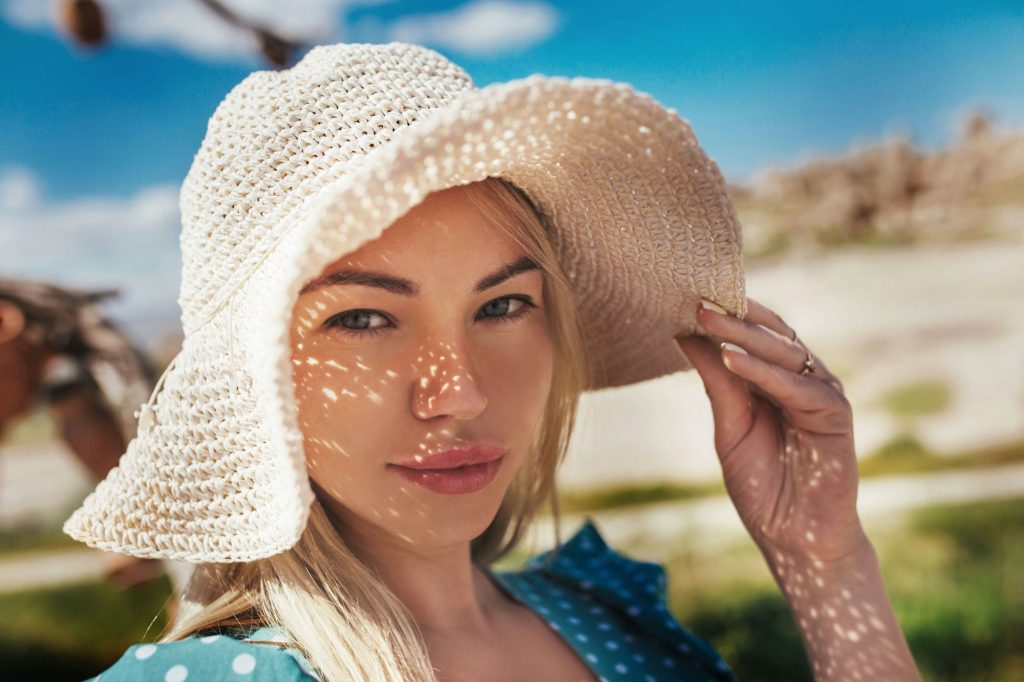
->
700, 300, 728, 315
720, 341, 747, 355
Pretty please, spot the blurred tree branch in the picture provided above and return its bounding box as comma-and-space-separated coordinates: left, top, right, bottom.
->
60, 0, 305, 68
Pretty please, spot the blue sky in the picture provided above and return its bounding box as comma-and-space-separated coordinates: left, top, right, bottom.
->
1, 0, 1022, 343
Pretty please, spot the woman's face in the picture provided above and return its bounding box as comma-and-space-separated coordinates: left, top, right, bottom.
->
290, 185, 554, 552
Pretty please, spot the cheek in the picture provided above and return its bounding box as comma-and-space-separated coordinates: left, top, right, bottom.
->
484, 320, 555, 426
290, 333, 388, 466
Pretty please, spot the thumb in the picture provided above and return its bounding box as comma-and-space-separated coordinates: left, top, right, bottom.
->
674, 333, 755, 453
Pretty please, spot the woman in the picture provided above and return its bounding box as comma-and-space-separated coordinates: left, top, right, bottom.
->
66, 42, 921, 681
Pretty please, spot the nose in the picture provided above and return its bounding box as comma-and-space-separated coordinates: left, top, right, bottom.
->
410, 343, 487, 421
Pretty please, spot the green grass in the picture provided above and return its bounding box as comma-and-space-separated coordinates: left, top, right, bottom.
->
553, 480, 726, 515
0, 574, 174, 680
878, 378, 953, 418
0, 522, 79, 556
858, 435, 1024, 478
1, 497, 1022, 681
666, 496, 1024, 682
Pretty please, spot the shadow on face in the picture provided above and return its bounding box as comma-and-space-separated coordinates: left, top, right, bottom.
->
290, 184, 555, 554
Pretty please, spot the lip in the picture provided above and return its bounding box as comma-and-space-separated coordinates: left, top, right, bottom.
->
390, 443, 507, 470
388, 443, 507, 495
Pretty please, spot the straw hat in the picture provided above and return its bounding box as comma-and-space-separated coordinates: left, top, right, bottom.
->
62, 41, 747, 563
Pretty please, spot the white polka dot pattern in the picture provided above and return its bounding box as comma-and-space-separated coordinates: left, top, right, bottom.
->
88, 521, 731, 681
87, 634, 321, 681
485, 518, 736, 680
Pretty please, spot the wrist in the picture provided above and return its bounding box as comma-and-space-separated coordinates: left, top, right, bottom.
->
761, 523, 876, 581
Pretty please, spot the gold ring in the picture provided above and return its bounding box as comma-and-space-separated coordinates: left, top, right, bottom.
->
799, 353, 817, 375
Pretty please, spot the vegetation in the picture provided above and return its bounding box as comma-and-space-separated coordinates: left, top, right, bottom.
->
667, 496, 1024, 682
878, 378, 953, 418
1, 496, 1019, 680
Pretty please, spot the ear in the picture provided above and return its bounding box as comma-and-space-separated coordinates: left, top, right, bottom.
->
0, 300, 26, 344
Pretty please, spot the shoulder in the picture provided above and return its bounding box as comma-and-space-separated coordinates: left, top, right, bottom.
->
520, 517, 736, 681
87, 629, 320, 681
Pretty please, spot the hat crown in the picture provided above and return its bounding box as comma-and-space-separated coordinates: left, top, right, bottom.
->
177, 42, 475, 335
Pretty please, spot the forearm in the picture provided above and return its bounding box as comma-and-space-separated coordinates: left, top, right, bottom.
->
761, 537, 922, 682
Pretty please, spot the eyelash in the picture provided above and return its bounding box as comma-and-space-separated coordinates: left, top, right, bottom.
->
321, 295, 540, 339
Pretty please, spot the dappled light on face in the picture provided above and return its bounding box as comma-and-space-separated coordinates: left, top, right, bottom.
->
282, 183, 557, 552
411, 342, 484, 424
288, 290, 526, 548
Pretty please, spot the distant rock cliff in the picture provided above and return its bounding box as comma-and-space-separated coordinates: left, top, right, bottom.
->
730, 112, 1024, 261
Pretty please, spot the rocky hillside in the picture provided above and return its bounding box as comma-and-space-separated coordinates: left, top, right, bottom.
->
730, 113, 1024, 262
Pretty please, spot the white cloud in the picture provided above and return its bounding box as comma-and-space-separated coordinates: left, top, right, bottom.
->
0, 165, 182, 342
388, 0, 559, 56
0, 166, 42, 212
2, 0, 557, 62
3, 0, 358, 63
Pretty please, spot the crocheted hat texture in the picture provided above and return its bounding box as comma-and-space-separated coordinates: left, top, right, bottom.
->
63, 41, 746, 562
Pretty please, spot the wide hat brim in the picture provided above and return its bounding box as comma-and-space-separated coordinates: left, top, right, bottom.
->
63, 74, 746, 563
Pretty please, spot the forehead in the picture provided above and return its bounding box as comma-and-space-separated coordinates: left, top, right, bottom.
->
319, 184, 519, 274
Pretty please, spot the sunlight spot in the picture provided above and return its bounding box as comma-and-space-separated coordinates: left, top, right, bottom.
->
355, 361, 370, 371
315, 301, 326, 310
322, 388, 338, 402
340, 388, 357, 398
300, 318, 313, 329
815, 576, 825, 587
847, 630, 861, 642
430, 365, 437, 377
296, 343, 304, 350
420, 378, 429, 388
325, 360, 348, 371
366, 389, 382, 404
386, 369, 398, 378
805, 531, 815, 542
440, 382, 449, 393
306, 357, 320, 365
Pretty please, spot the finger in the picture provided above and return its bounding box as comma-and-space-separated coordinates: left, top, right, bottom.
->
674, 333, 757, 452
719, 343, 850, 434
697, 302, 809, 375
742, 297, 842, 388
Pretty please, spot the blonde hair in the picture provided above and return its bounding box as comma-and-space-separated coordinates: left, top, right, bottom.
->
161, 176, 596, 681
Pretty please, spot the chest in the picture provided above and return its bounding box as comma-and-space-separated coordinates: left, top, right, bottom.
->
429, 607, 599, 682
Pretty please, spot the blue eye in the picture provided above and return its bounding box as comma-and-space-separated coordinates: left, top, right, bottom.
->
322, 295, 539, 338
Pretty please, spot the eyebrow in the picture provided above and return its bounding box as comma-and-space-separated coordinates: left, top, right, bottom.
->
299, 255, 541, 297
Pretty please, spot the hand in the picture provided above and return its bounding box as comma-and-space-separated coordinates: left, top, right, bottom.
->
674, 297, 868, 566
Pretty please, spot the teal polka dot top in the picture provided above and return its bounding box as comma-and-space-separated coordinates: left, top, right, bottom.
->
88, 518, 735, 681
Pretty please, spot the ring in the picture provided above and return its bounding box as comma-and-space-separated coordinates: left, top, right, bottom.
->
799, 352, 817, 375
